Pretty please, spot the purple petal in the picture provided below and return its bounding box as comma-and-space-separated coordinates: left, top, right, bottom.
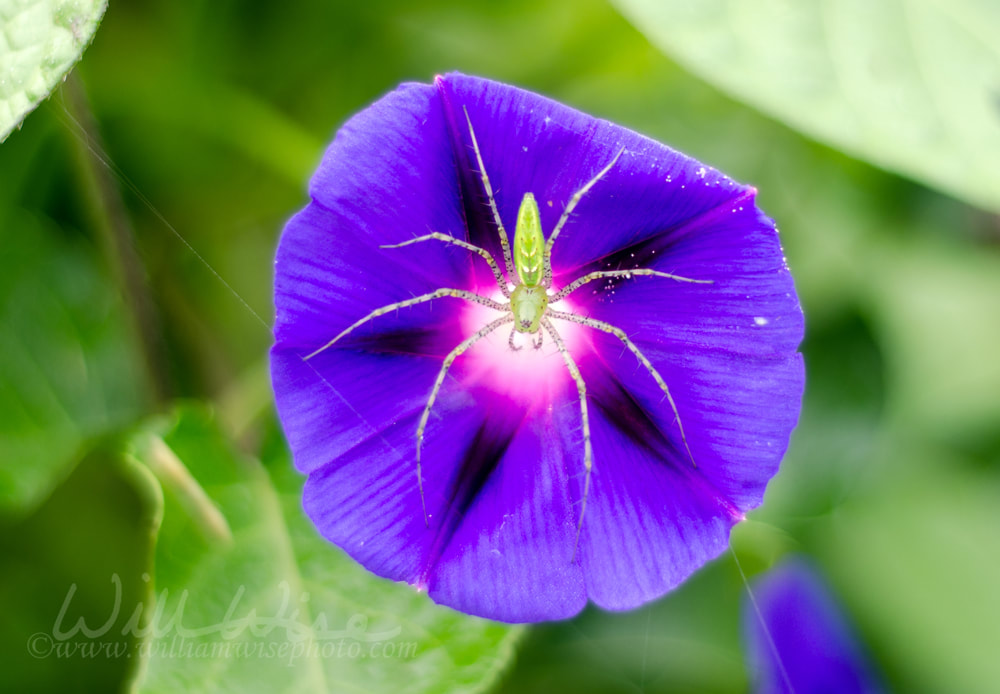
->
744, 559, 885, 694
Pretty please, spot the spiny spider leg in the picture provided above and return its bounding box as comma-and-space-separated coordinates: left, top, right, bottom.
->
543, 147, 626, 286
547, 309, 696, 467
381, 233, 511, 297
541, 318, 591, 561
508, 327, 521, 352
552, 269, 712, 302
464, 107, 515, 282
506, 324, 545, 351
415, 314, 514, 525
304, 288, 507, 360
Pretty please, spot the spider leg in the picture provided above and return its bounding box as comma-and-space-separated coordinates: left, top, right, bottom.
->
541, 317, 591, 562
551, 269, 712, 302
543, 147, 626, 286
464, 107, 516, 281
305, 289, 507, 359
508, 326, 522, 352
532, 330, 544, 350
548, 309, 696, 467
382, 232, 511, 297
415, 314, 514, 525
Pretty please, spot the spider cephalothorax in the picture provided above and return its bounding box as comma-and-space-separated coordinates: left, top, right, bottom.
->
305, 108, 710, 555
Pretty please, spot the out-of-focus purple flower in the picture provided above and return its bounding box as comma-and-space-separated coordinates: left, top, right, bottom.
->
270, 72, 804, 623
743, 558, 885, 693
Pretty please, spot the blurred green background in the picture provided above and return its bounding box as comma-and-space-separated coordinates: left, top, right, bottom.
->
2, 0, 999, 692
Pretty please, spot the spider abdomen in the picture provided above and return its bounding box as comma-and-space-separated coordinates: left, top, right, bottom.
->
513, 193, 544, 287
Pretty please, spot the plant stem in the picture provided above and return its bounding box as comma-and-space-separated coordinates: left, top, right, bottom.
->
62, 74, 172, 406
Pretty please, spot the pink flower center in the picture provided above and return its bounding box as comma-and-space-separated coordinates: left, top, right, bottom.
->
457, 291, 589, 409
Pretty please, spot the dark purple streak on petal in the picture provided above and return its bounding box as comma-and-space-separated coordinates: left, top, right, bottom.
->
428, 399, 587, 622
575, 406, 735, 610
576, 201, 803, 359
273, 83, 475, 356
584, 328, 804, 513
585, 363, 744, 522
419, 403, 526, 585
588, 368, 681, 463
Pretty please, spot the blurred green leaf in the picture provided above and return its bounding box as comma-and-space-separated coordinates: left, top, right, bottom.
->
497, 558, 749, 694
0, 446, 162, 691
818, 456, 1000, 694
127, 406, 520, 694
870, 234, 1000, 438
0, 0, 107, 142
0, 210, 145, 517
612, 0, 1000, 212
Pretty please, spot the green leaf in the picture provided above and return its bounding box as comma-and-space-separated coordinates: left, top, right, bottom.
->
127, 406, 521, 694
0, 0, 107, 143
870, 234, 1000, 438
0, 210, 146, 517
818, 457, 1000, 694
0, 446, 162, 691
611, 0, 1000, 212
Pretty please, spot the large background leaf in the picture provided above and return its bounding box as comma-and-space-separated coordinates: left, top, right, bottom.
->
128, 407, 520, 694
611, 0, 1000, 212
0, 0, 107, 142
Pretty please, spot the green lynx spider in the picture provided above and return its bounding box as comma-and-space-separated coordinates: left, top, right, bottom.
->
305, 108, 711, 553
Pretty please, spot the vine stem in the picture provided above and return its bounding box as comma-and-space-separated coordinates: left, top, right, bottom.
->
61, 74, 172, 406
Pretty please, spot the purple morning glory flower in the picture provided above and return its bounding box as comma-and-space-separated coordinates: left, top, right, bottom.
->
743, 558, 885, 693
270, 72, 804, 623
